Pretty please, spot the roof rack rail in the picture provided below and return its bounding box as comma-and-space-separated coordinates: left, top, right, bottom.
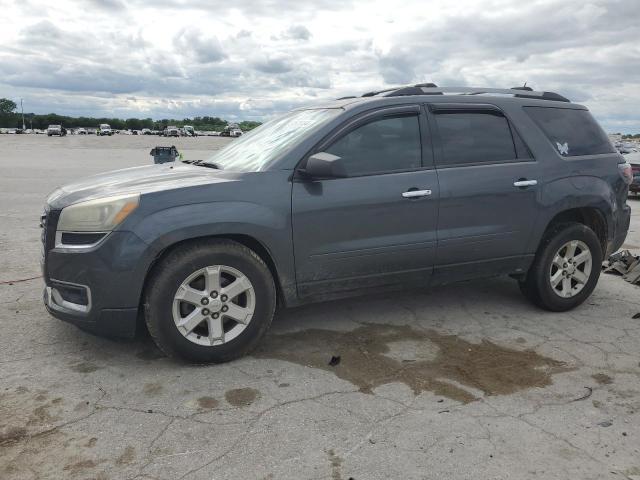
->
345, 84, 570, 102
415, 86, 570, 102
385, 83, 439, 97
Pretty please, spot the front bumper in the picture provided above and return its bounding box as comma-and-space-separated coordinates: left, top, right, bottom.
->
45, 285, 138, 338
42, 219, 152, 338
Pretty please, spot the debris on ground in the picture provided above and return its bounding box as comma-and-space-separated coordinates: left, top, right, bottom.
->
633, 313, 640, 319
598, 420, 613, 427
603, 250, 640, 285
329, 355, 341, 367
571, 386, 593, 402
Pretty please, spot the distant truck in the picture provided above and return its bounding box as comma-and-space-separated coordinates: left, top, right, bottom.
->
164, 126, 180, 137
47, 125, 66, 137
98, 124, 112, 136
220, 124, 243, 137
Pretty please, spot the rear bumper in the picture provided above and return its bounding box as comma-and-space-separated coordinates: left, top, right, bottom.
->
608, 204, 631, 256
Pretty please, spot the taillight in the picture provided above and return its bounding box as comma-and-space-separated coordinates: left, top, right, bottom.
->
618, 162, 633, 185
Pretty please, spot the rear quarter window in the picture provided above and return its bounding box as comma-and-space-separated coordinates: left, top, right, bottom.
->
524, 107, 614, 157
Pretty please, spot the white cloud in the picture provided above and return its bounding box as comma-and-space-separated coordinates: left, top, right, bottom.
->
0, 0, 638, 131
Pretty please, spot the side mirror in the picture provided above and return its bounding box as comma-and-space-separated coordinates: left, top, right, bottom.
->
302, 152, 347, 179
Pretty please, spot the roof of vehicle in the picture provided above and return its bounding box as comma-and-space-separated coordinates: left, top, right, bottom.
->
311, 84, 584, 111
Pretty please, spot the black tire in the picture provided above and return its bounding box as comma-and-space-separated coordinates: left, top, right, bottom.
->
144, 239, 276, 363
519, 222, 602, 312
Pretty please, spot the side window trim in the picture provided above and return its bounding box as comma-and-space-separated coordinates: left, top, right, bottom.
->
426, 104, 532, 169
295, 104, 434, 179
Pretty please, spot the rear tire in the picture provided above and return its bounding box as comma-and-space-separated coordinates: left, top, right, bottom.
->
519, 222, 602, 311
144, 239, 276, 363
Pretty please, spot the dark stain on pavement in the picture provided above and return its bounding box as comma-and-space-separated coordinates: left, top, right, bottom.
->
592, 373, 614, 385
225, 388, 260, 407
69, 362, 101, 374
142, 382, 163, 396
328, 449, 344, 480
254, 323, 570, 403
63, 459, 100, 473
135, 348, 165, 361
197, 396, 219, 409
116, 446, 136, 465
0, 427, 27, 446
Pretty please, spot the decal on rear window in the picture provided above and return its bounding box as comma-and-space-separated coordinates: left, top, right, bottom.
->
556, 142, 569, 155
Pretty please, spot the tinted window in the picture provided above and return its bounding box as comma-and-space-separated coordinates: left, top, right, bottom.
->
524, 107, 615, 157
434, 112, 517, 166
326, 115, 421, 176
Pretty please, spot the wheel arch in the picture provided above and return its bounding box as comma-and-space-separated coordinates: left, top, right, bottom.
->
542, 207, 608, 255
141, 234, 289, 311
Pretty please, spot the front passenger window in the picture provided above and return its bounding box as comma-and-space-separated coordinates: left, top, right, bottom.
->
326, 115, 422, 177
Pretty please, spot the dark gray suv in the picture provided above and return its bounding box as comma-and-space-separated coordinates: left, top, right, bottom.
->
41, 85, 633, 363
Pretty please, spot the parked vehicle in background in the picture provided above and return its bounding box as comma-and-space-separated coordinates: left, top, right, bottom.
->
220, 124, 243, 137
98, 124, 112, 136
47, 125, 66, 136
76, 128, 87, 135
141, 128, 152, 135
626, 152, 640, 196
41, 84, 632, 364
164, 126, 180, 137
183, 125, 197, 137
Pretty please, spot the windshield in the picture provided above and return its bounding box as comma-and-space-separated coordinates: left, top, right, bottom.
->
205, 108, 341, 171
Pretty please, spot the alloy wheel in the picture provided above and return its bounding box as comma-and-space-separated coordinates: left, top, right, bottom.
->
172, 265, 255, 346
549, 240, 592, 298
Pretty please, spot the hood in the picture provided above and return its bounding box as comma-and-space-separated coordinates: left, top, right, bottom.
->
47, 162, 237, 209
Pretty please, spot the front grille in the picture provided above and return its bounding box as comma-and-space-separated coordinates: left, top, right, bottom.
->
40, 208, 60, 281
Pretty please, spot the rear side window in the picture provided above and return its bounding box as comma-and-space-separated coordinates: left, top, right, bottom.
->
326, 114, 421, 177
524, 107, 614, 157
434, 112, 517, 166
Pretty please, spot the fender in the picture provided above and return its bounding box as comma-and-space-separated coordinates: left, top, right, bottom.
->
130, 201, 296, 303
527, 175, 615, 253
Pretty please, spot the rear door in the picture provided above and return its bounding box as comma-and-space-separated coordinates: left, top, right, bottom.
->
291, 105, 440, 298
428, 103, 542, 282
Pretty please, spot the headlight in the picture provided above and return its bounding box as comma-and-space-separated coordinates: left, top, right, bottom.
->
58, 193, 140, 232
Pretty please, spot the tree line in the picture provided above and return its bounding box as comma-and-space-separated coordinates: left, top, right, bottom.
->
0, 98, 261, 132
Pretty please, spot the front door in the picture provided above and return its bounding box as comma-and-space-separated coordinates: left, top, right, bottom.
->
291, 105, 440, 298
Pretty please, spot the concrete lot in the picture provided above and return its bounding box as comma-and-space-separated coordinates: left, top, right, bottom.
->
1, 135, 639, 480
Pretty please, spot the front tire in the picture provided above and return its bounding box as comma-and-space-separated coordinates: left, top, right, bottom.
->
144, 239, 276, 363
519, 222, 602, 311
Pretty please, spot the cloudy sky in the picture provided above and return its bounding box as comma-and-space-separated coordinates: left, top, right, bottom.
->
1, 0, 638, 131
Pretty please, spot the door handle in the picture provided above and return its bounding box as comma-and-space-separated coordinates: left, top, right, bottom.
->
513, 179, 538, 188
402, 189, 432, 198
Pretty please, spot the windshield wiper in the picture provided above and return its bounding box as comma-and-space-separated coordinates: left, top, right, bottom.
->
182, 160, 223, 169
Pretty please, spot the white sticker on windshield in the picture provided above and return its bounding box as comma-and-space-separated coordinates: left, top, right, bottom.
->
556, 142, 569, 155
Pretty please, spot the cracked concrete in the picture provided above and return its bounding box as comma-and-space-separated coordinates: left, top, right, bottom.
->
1, 135, 639, 479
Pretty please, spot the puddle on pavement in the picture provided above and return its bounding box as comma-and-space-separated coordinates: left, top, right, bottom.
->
254, 324, 570, 403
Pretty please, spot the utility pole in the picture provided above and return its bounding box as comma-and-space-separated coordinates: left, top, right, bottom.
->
20, 98, 25, 130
